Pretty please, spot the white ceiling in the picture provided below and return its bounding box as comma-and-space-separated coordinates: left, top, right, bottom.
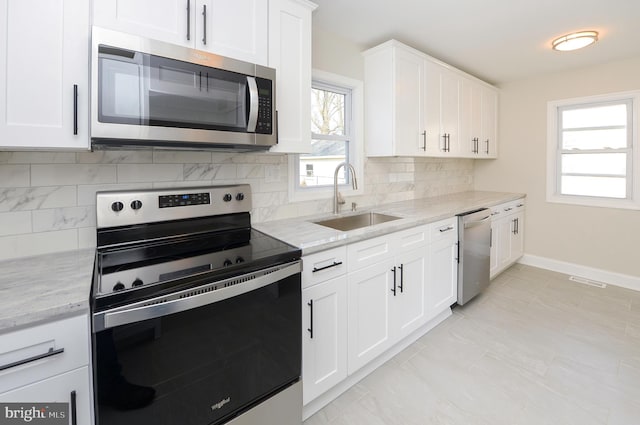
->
312, 0, 640, 85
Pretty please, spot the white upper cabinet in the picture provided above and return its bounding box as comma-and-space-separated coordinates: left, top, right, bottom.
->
93, 0, 191, 46
0, 0, 90, 150
363, 41, 426, 157
93, 0, 268, 65
481, 86, 498, 158
204, 0, 267, 65
461, 80, 498, 158
364, 39, 498, 159
268, 0, 317, 153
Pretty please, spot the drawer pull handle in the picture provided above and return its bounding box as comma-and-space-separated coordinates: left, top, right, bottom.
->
439, 226, 454, 232
516, 203, 524, 207
312, 261, 343, 273
0, 347, 64, 372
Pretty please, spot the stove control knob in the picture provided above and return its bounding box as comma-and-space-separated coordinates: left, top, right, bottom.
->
235, 193, 245, 201
235, 256, 245, 264
223, 193, 233, 202
131, 200, 143, 210
111, 201, 124, 212
113, 282, 125, 291
132, 278, 144, 287
223, 259, 233, 267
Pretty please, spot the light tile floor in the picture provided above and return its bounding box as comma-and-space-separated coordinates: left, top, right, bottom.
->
304, 264, 640, 425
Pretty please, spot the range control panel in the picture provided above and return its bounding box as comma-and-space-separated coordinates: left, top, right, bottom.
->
96, 184, 252, 229
159, 193, 211, 208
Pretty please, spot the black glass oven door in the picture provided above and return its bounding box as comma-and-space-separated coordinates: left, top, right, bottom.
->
92, 263, 301, 425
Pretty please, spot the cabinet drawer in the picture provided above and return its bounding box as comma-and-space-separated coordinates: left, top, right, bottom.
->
0, 366, 92, 425
347, 234, 393, 272
490, 199, 525, 220
302, 246, 348, 289
430, 217, 457, 242
395, 225, 429, 251
0, 314, 90, 394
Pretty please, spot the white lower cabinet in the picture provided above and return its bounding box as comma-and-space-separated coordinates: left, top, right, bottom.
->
427, 218, 458, 317
347, 258, 394, 374
302, 275, 348, 405
0, 314, 92, 424
0, 367, 92, 425
346, 225, 429, 374
490, 199, 526, 278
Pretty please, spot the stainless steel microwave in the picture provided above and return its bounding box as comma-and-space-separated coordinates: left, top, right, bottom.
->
91, 27, 277, 150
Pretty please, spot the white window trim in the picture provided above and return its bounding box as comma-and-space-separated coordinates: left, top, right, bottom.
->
288, 69, 364, 203
546, 90, 640, 210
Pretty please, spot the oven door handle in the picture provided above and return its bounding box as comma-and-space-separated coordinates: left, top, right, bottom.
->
94, 261, 301, 331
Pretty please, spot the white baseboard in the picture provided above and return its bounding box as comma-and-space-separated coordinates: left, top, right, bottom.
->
518, 254, 640, 292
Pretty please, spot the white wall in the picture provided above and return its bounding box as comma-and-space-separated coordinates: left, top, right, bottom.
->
475, 56, 640, 278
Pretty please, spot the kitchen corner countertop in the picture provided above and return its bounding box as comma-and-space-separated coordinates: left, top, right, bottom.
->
0, 248, 95, 333
254, 191, 525, 255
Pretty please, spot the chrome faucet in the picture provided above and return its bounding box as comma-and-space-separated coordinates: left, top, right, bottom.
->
333, 162, 358, 214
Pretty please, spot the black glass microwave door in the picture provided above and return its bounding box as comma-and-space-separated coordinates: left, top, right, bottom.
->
146, 55, 248, 132
98, 53, 146, 125
94, 274, 301, 425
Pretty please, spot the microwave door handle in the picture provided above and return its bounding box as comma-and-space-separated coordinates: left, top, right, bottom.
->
246, 76, 259, 132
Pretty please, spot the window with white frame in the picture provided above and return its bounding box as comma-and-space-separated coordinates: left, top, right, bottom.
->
290, 71, 363, 201
547, 92, 639, 209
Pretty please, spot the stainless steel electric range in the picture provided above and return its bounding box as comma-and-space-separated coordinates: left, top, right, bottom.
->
90, 184, 302, 425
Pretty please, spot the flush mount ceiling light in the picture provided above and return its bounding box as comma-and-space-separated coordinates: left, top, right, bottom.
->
552, 31, 599, 51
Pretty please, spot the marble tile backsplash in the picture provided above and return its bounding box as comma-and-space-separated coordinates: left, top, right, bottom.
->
0, 150, 473, 260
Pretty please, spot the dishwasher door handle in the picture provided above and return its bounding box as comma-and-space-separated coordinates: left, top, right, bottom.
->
463, 215, 491, 229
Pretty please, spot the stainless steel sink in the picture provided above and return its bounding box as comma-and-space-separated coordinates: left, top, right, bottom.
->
314, 212, 401, 231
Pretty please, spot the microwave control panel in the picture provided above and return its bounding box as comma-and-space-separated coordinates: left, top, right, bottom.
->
255, 77, 273, 134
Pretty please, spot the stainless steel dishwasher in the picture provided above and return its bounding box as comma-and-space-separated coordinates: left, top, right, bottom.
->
457, 208, 491, 305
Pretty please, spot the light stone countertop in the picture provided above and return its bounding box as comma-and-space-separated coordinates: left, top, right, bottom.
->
0, 191, 524, 333
0, 248, 95, 333
254, 191, 526, 255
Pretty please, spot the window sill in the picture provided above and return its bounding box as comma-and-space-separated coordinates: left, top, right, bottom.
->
546, 194, 640, 210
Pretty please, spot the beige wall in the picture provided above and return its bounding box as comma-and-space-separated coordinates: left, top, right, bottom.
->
475, 56, 640, 278
312, 27, 365, 80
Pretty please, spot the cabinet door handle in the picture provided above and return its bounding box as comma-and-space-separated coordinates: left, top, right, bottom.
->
73, 84, 78, 135
70, 390, 77, 425
312, 261, 343, 273
439, 226, 454, 233
307, 300, 313, 339
186, 0, 191, 41
512, 218, 517, 234
0, 347, 64, 372
202, 4, 207, 45
485, 139, 490, 154
390, 266, 397, 296
421, 131, 427, 151
455, 241, 460, 263
398, 264, 404, 293
446, 134, 451, 152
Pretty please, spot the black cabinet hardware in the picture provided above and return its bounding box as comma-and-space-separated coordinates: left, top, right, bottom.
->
390, 266, 397, 296
73, 85, 78, 135
307, 300, 313, 339
70, 391, 77, 425
0, 347, 64, 372
312, 261, 343, 273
